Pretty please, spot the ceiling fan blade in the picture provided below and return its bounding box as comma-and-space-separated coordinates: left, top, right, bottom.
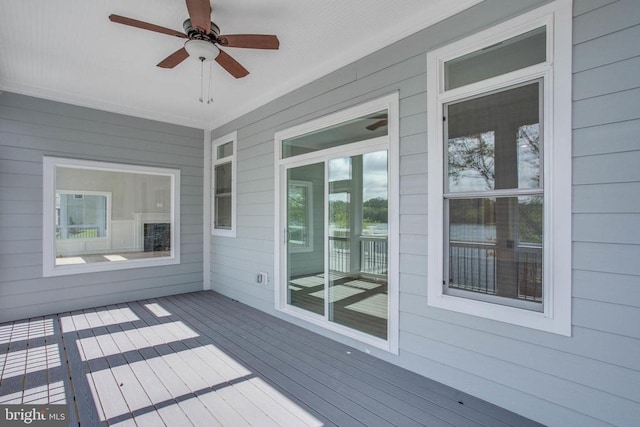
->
366, 119, 388, 131
157, 47, 190, 68
217, 34, 280, 49
215, 49, 249, 78
109, 14, 187, 38
185, 0, 211, 33
370, 114, 388, 120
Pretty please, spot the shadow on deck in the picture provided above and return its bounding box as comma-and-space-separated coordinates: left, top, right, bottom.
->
0, 291, 542, 426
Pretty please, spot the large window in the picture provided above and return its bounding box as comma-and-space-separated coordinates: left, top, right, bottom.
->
275, 94, 399, 352
445, 81, 544, 311
426, 1, 572, 335
43, 157, 180, 276
211, 131, 237, 237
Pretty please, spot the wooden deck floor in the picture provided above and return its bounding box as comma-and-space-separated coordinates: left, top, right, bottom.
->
0, 291, 541, 426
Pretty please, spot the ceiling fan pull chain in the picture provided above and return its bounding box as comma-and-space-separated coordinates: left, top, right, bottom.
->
207, 61, 214, 104
199, 57, 205, 103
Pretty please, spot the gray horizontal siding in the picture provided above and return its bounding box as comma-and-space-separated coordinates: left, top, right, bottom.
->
0, 92, 204, 322
573, 269, 640, 307
573, 119, 640, 156
208, 0, 640, 425
573, 87, 640, 128
573, 23, 640, 72
573, 55, 640, 101
573, 0, 640, 44
573, 182, 640, 213
574, 151, 640, 184
573, 0, 617, 16
573, 242, 640, 276
573, 213, 640, 244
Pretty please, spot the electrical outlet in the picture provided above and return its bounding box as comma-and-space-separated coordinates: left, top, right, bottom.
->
256, 272, 269, 285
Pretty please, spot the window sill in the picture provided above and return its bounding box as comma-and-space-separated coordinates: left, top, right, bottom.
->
428, 292, 571, 336
212, 229, 236, 238
44, 255, 180, 277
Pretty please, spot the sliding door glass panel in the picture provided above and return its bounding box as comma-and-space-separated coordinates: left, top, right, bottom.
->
328, 151, 388, 339
286, 162, 325, 316
362, 151, 389, 276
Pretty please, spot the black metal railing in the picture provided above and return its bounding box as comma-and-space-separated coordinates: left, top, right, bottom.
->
516, 244, 543, 301
449, 241, 496, 294
448, 241, 543, 302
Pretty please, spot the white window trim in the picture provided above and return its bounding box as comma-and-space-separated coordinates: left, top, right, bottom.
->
274, 92, 400, 354
211, 131, 237, 237
43, 157, 181, 277
426, 0, 572, 336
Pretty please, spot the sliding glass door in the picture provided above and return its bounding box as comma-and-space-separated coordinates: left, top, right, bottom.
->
276, 94, 398, 350
284, 150, 389, 339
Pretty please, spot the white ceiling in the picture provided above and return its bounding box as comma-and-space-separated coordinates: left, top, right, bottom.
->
0, 0, 480, 130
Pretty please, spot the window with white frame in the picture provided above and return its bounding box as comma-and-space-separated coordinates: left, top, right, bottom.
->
426, 0, 572, 335
211, 131, 237, 237
43, 157, 180, 277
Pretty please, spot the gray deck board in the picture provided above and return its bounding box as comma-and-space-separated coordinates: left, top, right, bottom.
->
159, 295, 363, 427
155, 296, 353, 427
210, 294, 524, 427
77, 310, 130, 424
0, 291, 542, 426
189, 292, 488, 426
90, 306, 169, 426
60, 310, 107, 426
46, 316, 68, 404
128, 299, 294, 427
197, 292, 529, 427
108, 302, 199, 426
124, 301, 229, 427
165, 293, 453, 427
23, 317, 49, 404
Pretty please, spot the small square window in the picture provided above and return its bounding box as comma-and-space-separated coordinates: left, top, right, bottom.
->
217, 141, 234, 159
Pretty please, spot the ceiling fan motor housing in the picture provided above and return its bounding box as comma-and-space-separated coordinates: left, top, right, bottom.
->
183, 19, 220, 41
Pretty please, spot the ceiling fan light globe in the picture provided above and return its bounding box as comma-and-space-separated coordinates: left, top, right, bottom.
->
184, 39, 220, 61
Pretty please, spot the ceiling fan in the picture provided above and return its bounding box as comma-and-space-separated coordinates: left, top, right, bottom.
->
108, 0, 279, 79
